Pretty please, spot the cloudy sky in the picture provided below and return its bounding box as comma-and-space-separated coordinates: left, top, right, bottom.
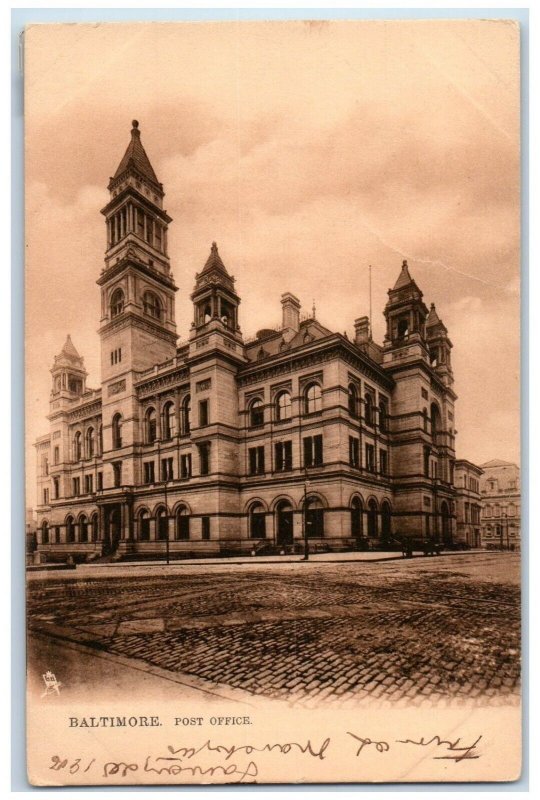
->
24, 20, 520, 506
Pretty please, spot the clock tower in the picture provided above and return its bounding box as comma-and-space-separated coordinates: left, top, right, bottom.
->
97, 120, 178, 478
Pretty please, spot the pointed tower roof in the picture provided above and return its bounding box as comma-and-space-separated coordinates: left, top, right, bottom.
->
113, 120, 159, 186
201, 242, 231, 276
426, 303, 441, 327
392, 259, 414, 291
59, 334, 82, 361
52, 335, 87, 374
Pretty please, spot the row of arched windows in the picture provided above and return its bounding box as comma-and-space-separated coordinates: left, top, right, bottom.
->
247, 383, 389, 429
246, 496, 393, 540
72, 426, 103, 462
110, 397, 191, 450
110, 288, 164, 321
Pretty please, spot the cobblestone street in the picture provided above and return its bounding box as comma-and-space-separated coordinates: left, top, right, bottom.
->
27, 552, 520, 708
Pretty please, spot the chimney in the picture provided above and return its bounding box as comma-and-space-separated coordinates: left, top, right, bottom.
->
281, 293, 301, 333
354, 316, 371, 346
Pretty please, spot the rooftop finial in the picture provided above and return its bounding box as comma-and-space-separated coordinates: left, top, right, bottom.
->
131, 119, 140, 137
402, 259, 408, 268
211, 241, 218, 253
312, 299, 316, 319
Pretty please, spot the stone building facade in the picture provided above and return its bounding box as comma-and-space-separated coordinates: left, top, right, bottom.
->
479, 460, 521, 550
34, 121, 458, 562
454, 459, 483, 548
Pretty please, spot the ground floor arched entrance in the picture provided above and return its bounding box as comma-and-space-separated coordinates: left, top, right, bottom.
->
276, 500, 293, 547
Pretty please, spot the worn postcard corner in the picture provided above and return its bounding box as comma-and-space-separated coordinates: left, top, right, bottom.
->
24, 18, 521, 787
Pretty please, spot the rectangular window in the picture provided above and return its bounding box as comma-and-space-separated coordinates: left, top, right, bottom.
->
146, 216, 153, 244
137, 209, 144, 237
72, 477, 80, 496
275, 440, 292, 472
143, 461, 155, 484
380, 449, 388, 475
248, 446, 265, 475
201, 516, 211, 540
421, 387, 429, 400
53, 477, 59, 499
111, 351, 114, 365
365, 444, 375, 473
113, 462, 122, 488
54, 446, 59, 465
97, 471, 103, 491
84, 474, 93, 494
199, 400, 209, 427
161, 457, 174, 481
349, 436, 360, 468
199, 443, 210, 476
423, 446, 430, 478
43, 488, 49, 505
155, 224, 162, 251
304, 434, 323, 468
180, 453, 192, 479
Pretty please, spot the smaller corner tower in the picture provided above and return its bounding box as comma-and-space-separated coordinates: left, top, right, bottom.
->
426, 303, 453, 386
383, 260, 429, 360
190, 242, 242, 344
50, 335, 87, 406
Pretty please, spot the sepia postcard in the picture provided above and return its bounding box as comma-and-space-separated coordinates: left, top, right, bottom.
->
24, 19, 522, 786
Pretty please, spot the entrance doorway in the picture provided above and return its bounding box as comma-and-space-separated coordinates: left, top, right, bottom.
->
276, 501, 293, 547
104, 505, 122, 553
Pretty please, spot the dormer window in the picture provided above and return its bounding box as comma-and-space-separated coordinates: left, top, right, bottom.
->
110, 288, 125, 318
143, 291, 162, 320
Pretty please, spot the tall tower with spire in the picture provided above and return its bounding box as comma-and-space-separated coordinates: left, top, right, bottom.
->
98, 120, 178, 479
382, 259, 456, 541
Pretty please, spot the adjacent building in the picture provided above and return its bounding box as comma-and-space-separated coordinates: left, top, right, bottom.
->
34, 120, 459, 562
454, 460, 483, 548
480, 460, 521, 550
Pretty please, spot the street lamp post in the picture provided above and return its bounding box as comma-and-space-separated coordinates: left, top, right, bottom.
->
163, 479, 170, 566
301, 470, 310, 561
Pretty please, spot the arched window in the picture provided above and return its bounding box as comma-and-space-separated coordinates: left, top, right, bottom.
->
441, 501, 452, 545
508, 503, 516, 517
86, 427, 95, 459
156, 507, 168, 541
175, 506, 190, 540
249, 398, 264, 428
364, 393, 374, 426
250, 502, 266, 539
494, 504, 501, 517
181, 395, 191, 435
79, 514, 89, 543
143, 291, 162, 320
348, 383, 359, 417
98, 424, 103, 455
66, 515, 75, 543
91, 512, 99, 542
110, 287, 124, 318
162, 401, 176, 440
350, 497, 363, 539
42, 456, 49, 476
430, 402, 442, 435
381, 501, 392, 542
367, 499, 378, 538
73, 431, 82, 462
112, 413, 122, 449
305, 496, 324, 538
145, 407, 157, 444
275, 391, 292, 422
484, 505, 492, 518
379, 400, 388, 433
139, 509, 150, 541
304, 383, 322, 415
41, 521, 49, 545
